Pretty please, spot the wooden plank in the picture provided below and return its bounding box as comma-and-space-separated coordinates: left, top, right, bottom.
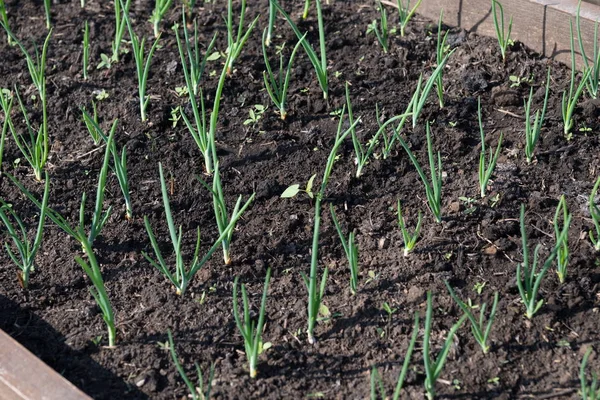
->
386, 0, 600, 69
0, 329, 91, 400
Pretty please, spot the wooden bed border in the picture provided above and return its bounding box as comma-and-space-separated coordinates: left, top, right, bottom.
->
385, 0, 600, 69
0, 329, 91, 400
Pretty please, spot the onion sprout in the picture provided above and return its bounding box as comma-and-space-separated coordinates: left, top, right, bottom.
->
225, 0, 259, 76
477, 97, 503, 198
491, 0, 512, 62
330, 205, 359, 295
397, 0, 422, 37
397, 200, 422, 256
553, 195, 570, 283
524, 68, 550, 163
589, 176, 600, 251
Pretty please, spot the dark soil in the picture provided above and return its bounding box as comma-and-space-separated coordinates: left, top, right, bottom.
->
1, 0, 600, 399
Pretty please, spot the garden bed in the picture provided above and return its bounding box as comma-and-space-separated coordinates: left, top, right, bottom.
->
1, 0, 600, 399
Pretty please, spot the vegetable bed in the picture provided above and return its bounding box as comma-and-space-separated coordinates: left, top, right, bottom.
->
1, 0, 600, 398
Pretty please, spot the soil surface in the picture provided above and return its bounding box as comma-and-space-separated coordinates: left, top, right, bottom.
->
1, 0, 600, 399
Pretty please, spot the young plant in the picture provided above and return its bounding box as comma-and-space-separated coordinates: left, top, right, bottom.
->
167, 330, 215, 400
397, 122, 443, 223
397, 200, 422, 256
262, 30, 306, 120
588, 176, 600, 251
577, 0, 600, 99
173, 12, 217, 97
196, 161, 256, 265
75, 235, 116, 347
224, 0, 259, 76
0, 177, 49, 289
435, 10, 450, 107
232, 268, 272, 378
580, 347, 600, 400
517, 204, 570, 319
122, 1, 161, 122
524, 68, 550, 163
265, 0, 276, 47
491, 0, 513, 62
273, 0, 328, 99
367, 1, 389, 53
297, 106, 361, 345
143, 163, 254, 295
149, 0, 173, 37
0, 88, 12, 174
81, 103, 103, 145
0, 0, 14, 46
330, 205, 359, 295
82, 21, 90, 80
445, 282, 499, 354
423, 291, 467, 400
8, 87, 50, 182
563, 20, 592, 138
477, 97, 503, 198
44, 0, 51, 29
553, 195, 571, 283
397, 0, 423, 37
109, 0, 131, 64
370, 312, 419, 400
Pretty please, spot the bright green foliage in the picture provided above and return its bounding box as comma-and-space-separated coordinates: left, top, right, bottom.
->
445, 282, 499, 354
553, 195, 571, 283
477, 97, 503, 198
517, 204, 570, 319
397, 122, 443, 223
397, 200, 422, 256
0, 88, 12, 174
44, 0, 51, 29
122, 1, 161, 122
110, 0, 131, 64
435, 10, 450, 107
83, 21, 90, 80
589, 176, 600, 251
0, 177, 49, 289
581, 347, 600, 400
167, 330, 215, 400
262, 30, 306, 120
150, 0, 173, 37
367, 1, 389, 53
524, 68, 550, 163
0, 0, 14, 46
370, 312, 419, 400
330, 205, 359, 295
397, 0, 423, 36
491, 0, 512, 62
265, 0, 276, 46
233, 268, 272, 378
576, 0, 600, 99
273, 0, 328, 99
225, 0, 259, 76
423, 292, 467, 400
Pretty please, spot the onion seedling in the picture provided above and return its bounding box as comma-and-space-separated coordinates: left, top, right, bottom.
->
435, 10, 450, 108
491, 0, 513, 62
397, 0, 422, 36
397, 122, 443, 223
0, 177, 49, 289
423, 291, 467, 400
445, 282, 499, 354
580, 347, 600, 400
75, 235, 116, 347
367, 1, 389, 53
196, 161, 256, 265
589, 176, 600, 251
477, 97, 503, 198
150, 0, 173, 38
553, 195, 570, 283
167, 330, 215, 400
108, 0, 130, 64
302, 0, 310, 19
143, 163, 254, 295
300, 106, 361, 345
265, 0, 276, 47
576, 0, 600, 99
224, 0, 259, 76
330, 205, 359, 295
274, 0, 328, 99
173, 11, 217, 97
0, 0, 14, 46
262, 30, 305, 120
8, 87, 50, 182
524, 68, 550, 163
370, 312, 419, 400
233, 268, 272, 378
0, 88, 12, 174
43, 0, 51, 29
563, 21, 592, 138
122, 1, 161, 122
82, 21, 90, 80
81, 103, 103, 145
397, 200, 422, 256
517, 204, 570, 319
